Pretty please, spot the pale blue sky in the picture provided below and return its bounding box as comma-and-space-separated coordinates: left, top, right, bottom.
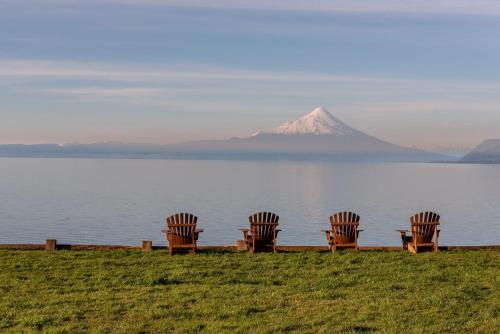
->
1, 0, 500, 151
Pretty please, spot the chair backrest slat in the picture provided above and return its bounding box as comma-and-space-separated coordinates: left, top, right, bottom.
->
329, 211, 360, 241
410, 211, 440, 243
167, 212, 197, 238
249, 211, 279, 238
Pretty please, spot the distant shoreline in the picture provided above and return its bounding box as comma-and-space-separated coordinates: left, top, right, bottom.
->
3, 154, 500, 164
0, 153, 463, 163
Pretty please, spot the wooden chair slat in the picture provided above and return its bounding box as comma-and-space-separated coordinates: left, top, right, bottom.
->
164, 212, 201, 255
243, 211, 280, 253
327, 211, 361, 251
405, 211, 440, 254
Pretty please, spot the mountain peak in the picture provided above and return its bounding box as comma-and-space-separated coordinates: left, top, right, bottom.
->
261, 107, 359, 136
308, 106, 330, 117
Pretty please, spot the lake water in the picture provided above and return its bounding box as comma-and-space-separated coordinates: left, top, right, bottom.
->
0, 158, 499, 246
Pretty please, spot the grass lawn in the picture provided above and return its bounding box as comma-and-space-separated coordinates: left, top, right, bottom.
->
0, 250, 498, 333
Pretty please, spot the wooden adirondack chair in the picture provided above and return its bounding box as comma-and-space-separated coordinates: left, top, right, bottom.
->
323, 211, 362, 251
161, 213, 203, 255
240, 212, 280, 253
398, 211, 440, 254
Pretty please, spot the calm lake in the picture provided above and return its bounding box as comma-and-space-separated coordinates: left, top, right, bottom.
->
0, 157, 499, 246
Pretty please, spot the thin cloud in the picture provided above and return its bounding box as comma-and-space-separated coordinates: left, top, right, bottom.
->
3, 59, 500, 90
5, 59, 500, 105
0, 59, 407, 84
9, 0, 500, 17
43, 87, 162, 97
342, 99, 500, 114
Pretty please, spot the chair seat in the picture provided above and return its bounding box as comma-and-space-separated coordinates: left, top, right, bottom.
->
169, 244, 196, 249
331, 242, 357, 248
413, 242, 435, 247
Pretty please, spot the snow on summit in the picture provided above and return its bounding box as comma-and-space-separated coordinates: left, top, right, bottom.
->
263, 107, 359, 136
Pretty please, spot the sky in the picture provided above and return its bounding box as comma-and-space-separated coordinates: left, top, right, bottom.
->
1, 0, 500, 152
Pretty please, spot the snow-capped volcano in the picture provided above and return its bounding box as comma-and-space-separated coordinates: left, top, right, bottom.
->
0, 106, 450, 162
165, 106, 448, 161
265, 107, 359, 136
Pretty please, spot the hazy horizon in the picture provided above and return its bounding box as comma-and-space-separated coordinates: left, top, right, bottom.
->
2, 1, 500, 154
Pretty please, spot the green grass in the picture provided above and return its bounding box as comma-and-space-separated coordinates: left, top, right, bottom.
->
0, 250, 498, 333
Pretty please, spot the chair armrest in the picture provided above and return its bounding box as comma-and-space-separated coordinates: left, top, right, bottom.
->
358, 230, 364, 232
322, 230, 332, 242
412, 222, 440, 225
240, 228, 250, 240
330, 223, 359, 227
195, 229, 204, 233
166, 223, 197, 227
322, 230, 332, 239
276, 229, 282, 232
161, 229, 168, 233
249, 223, 279, 226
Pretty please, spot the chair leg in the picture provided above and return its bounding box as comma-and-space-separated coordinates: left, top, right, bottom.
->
400, 232, 408, 251
169, 247, 173, 255
434, 228, 439, 254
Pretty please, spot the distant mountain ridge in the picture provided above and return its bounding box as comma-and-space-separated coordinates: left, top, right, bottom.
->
0, 142, 165, 158
0, 107, 451, 162
460, 139, 500, 163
